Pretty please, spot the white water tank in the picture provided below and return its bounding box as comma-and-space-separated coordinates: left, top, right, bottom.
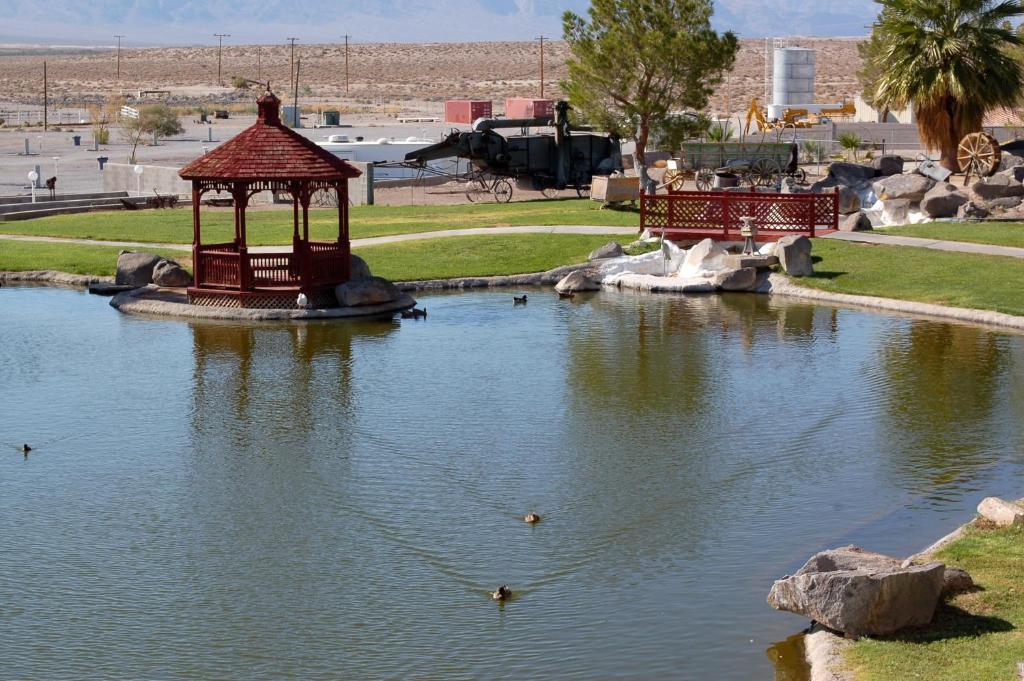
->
769, 47, 815, 119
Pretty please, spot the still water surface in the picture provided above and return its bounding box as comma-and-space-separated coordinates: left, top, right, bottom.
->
1, 286, 1023, 679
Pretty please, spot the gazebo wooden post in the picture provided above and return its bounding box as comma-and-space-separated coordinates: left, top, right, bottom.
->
300, 183, 311, 289
233, 183, 252, 291
192, 183, 203, 286
337, 181, 350, 281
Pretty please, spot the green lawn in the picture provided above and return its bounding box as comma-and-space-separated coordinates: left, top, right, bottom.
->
1, 233, 627, 282
883, 222, 1024, 248
356, 233, 630, 281
0, 199, 638, 245
802, 239, 1024, 316
845, 523, 1024, 681
0, 240, 190, 277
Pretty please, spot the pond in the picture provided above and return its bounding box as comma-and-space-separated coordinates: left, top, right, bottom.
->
2, 286, 1023, 680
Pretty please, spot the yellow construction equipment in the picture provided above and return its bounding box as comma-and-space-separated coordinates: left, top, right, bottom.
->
743, 98, 855, 136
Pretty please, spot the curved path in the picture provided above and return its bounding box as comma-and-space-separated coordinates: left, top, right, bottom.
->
5, 226, 1024, 260
820, 230, 1024, 259
0, 225, 635, 254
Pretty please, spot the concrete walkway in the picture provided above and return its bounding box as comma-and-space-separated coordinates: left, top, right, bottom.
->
0, 224, 636, 254
820, 230, 1024, 259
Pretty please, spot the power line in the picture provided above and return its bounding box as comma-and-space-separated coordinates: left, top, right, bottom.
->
113, 34, 123, 79
214, 33, 231, 84
286, 38, 299, 98
536, 35, 546, 99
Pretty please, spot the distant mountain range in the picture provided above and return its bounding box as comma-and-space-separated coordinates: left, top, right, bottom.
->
0, 0, 874, 45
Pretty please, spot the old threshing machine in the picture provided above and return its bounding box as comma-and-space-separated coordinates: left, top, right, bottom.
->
401, 101, 623, 202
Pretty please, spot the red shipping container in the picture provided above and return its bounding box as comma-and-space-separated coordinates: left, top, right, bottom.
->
505, 98, 554, 119
445, 100, 492, 124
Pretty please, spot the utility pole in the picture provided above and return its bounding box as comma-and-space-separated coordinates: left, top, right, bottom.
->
341, 34, 351, 94
257, 45, 262, 82
293, 58, 301, 127
114, 34, 124, 80
43, 61, 48, 132
214, 33, 231, 84
536, 35, 546, 99
286, 38, 298, 99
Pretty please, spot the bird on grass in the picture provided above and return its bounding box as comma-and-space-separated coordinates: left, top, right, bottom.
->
513, 295, 528, 305
524, 512, 541, 524
491, 585, 512, 601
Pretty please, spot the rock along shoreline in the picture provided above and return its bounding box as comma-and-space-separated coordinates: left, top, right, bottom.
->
5, 266, 1024, 334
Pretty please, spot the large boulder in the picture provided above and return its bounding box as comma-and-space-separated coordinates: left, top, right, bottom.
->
998, 151, 1024, 172
678, 238, 729, 276
714, 266, 758, 291
987, 196, 1024, 212
151, 259, 193, 287
776, 235, 813, 277
958, 200, 990, 220
767, 546, 946, 637
977, 497, 1024, 526
971, 174, 1024, 201
839, 211, 873, 232
350, 254, 372, 281
827, 162, 876, 187
920, 183, 969, 219
334, 276, 400, 307
872, 173, 935, 201
588, 241, 625, 261
555, 269, 601, 293
115, 251, 163, 287
997, 166, 1024, 183
942, 567, 975, 596
836, 185, 861, 215
871, 155, 905, 177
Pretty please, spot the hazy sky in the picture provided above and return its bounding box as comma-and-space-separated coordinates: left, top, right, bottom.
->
0, 0, 876, 45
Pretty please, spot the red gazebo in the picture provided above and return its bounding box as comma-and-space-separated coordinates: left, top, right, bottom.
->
179, 89, 361, 309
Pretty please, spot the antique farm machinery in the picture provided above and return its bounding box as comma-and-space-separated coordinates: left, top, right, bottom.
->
661, 141, 800, 191
395, 101, 623, 202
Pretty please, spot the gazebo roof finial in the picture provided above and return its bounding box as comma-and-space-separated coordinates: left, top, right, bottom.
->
257, 88, 281, 126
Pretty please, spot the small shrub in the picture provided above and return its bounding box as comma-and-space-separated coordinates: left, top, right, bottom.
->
838, 132, 863, 161
231, 76, 249, 90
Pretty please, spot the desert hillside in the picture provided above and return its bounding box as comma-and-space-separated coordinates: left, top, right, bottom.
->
0, 38, 863, 115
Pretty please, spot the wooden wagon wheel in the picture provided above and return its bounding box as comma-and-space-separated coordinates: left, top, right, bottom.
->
957, 132, 1000, 186
663, 168, 687, 192
694, 167, 715, 191
747, 158, 781, 187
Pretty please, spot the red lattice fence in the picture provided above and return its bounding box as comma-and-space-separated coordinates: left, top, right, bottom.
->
641, 190, 838, 240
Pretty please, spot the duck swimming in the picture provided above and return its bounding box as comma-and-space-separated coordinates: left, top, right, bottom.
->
524, 512, 541, 524
558, 291, 575, 300
513, 295, 528, 305
491, 585, 512, 601
21, 444, 32, 453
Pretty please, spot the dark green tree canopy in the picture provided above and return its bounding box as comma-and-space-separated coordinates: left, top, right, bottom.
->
561, 0, 738, 182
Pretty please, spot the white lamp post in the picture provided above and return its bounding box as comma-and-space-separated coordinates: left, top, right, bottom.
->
27, 170, 38, 203
134, 164, 144, 196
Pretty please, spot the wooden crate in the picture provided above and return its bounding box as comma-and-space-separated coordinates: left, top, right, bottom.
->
591, 176, 639, 203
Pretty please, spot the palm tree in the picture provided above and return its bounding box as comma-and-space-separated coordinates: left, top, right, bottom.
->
870, 0, 1024, 171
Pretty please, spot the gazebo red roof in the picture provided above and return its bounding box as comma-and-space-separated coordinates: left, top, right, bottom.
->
179, 91, 361, 182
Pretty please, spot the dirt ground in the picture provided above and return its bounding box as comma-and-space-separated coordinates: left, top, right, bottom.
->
0, 38, 863, 116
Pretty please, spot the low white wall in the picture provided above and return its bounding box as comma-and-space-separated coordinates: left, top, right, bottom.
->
103, 163, 191, 198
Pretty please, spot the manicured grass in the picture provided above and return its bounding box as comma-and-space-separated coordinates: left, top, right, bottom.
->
356, 233, 630, 281
0, 233, 624, 281
883, 222, 1024, 248
0, 199, 638, 245
845, 523, 1024, 681
0, 241, 189, 277
802, 239, 1024, 316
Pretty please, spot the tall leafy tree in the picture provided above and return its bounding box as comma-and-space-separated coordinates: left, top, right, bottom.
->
561, 0, 738, 192
869, 0, 1024, 170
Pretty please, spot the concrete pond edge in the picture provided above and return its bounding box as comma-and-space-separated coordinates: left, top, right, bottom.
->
1, 270, 114, 287
109, 286, 417, 321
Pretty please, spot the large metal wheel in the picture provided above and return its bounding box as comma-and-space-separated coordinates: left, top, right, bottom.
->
663, 169, 687, 192
694, 167, 715, 191
957, 132, 1000, 184
747, 158, 782, 187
